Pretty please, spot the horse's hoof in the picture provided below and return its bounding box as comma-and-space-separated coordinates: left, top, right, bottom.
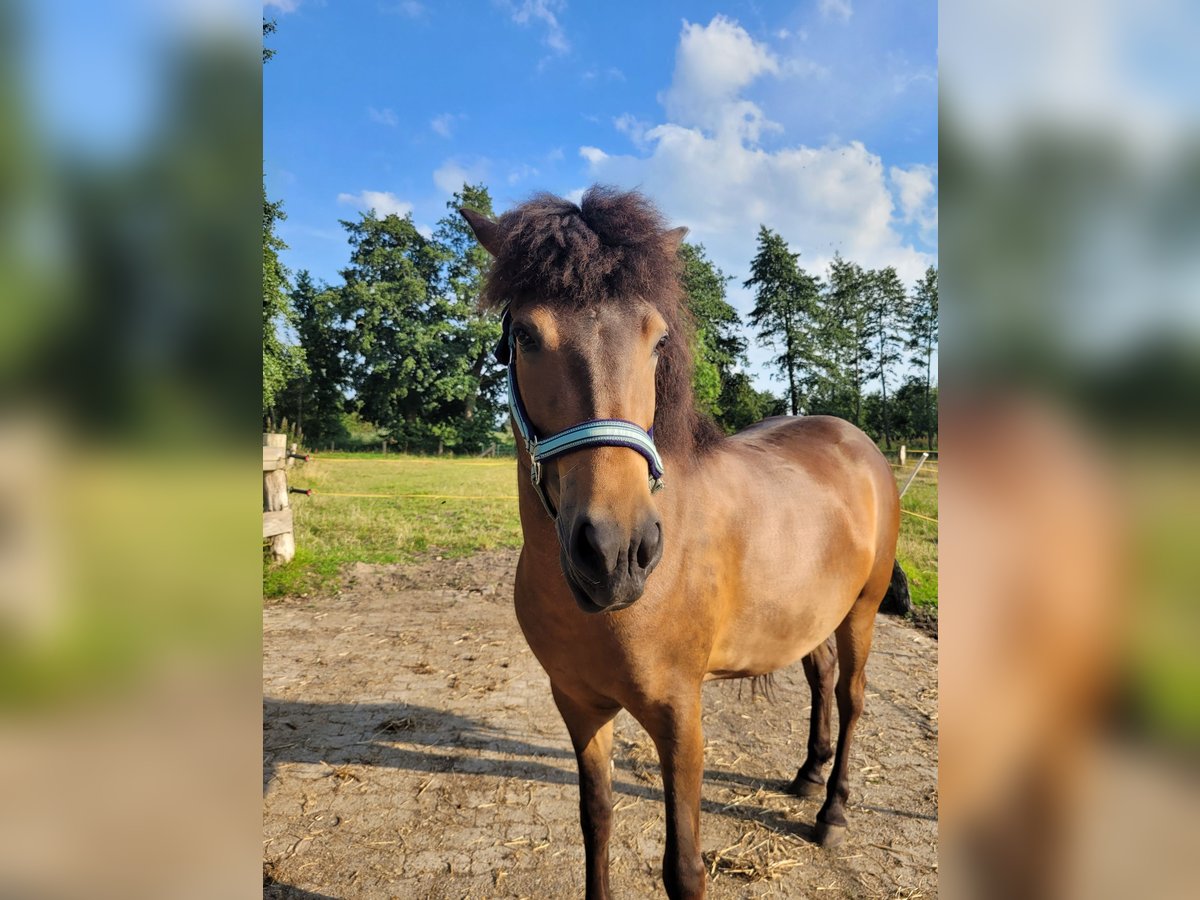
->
785, 777, 825, 798
816, 821, 847, 849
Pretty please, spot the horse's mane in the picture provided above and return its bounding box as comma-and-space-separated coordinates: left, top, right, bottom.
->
480, 185, 723, 462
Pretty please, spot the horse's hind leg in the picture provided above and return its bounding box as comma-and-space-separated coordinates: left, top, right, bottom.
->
816, 594, 881, 848
786, 635, 836, 798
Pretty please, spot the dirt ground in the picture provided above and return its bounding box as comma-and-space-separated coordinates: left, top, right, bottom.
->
264, 551, 938, 899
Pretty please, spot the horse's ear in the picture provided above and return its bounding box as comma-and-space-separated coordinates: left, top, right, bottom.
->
662, 226, 689, 252
459, 208, 504, 257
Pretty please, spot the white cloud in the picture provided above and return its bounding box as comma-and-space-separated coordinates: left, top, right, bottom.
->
336, 190, 413, 218
889, 164, 936, 222
264, 0, 300, 12
577, 16, 934, 295
613, 113, 652, 149
394, 1, 425, 16
368, 106, 398, 127
658, 15, 782, 143
433, 158, 490, 195
430, 112, 462, 138
578, 146, 607, 165
819, 0, 853, 23
507, 0, 569, 54
889, 164, 938, 245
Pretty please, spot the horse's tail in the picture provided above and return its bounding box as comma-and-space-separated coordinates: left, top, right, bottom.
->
878, 559, 913, 616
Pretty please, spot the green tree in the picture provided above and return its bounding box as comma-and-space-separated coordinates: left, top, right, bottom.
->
429, 183, 506, 449
810, 254, 869, 425
906, 266, 938, 448
277, 270, 347, 447
716, 372, 787, 432
678, 242, 745, 420
863, 267, 906, 448
260, 14, 302, 413
262, 19, 276, 63
337, 185, 506, 455
886, 376, 938, 445
339, 209, 446, 449
262, 183, 304, 411
744, 226, 822, 415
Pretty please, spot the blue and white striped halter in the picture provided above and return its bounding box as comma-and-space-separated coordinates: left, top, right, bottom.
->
498, 310, 665, 519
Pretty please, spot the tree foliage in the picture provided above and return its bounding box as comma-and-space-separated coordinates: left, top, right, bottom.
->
262, 183, 304, 410
276, 270, 347, 447
744, 227, 822, 415
807, 254, 868, 423
741, 227, 938, 447
863, 267, 906, 447
907, 266, 939, 447
268, 180, 936, 452
679, 242, 746, 422
273, 184, 503, 453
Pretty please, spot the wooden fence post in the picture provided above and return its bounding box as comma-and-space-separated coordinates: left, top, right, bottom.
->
899, 444, 906, 467
263, 432, 295, 563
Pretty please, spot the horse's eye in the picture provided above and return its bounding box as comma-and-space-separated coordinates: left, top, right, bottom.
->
513, 325, 537, 350
655, 333, 669, 353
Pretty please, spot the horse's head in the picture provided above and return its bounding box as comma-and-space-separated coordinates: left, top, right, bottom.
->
461, 188, 695, 613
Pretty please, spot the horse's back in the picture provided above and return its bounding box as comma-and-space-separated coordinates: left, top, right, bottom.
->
734, 414, 884, 464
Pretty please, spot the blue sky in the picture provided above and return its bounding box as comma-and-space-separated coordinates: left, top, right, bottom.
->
264, 0, 937, 381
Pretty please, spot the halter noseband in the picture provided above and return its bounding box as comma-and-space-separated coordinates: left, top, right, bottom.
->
498, 310, 665, 520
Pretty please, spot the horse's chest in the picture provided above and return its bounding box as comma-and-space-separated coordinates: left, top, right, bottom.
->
512, 590, 677, 706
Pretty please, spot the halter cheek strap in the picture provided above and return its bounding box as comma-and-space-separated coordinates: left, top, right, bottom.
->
499, 311, 666, 520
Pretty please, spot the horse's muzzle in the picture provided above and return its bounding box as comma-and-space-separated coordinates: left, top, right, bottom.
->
560, 512, 663, 613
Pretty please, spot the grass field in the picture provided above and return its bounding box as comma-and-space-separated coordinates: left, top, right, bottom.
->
893, 466, 939, 607
263, 456, 523, 597
265, 454, 940, 610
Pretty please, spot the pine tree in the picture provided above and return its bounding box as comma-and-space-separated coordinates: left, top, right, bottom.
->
906, 266, 938, 448
813, 254, 869, 424
863, 267, 906, 448
744, 227, 821, 415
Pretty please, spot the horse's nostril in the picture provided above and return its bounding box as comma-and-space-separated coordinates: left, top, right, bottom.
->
573, 518, 617, 578
636, 520, 663, 571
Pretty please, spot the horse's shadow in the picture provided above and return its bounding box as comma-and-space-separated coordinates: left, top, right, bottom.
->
264, 697, 818, 841
263, 875, 339, 900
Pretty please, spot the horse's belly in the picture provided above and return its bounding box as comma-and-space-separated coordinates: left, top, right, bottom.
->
706, 590, 852, 678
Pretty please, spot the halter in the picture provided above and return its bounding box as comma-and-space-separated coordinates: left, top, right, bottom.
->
497, 309, 665, 520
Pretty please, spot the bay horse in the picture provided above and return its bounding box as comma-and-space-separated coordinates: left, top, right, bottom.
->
460, 187, 899, 899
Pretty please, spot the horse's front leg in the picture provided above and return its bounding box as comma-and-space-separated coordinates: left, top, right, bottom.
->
552, 684, 618, 900
640, 692, 707, 900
